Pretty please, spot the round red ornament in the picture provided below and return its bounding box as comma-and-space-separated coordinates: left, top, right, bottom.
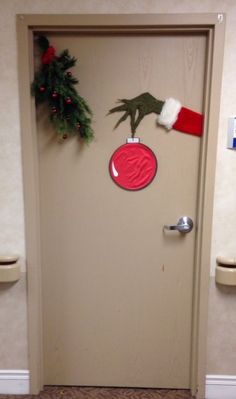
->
39, 85, 45, 92
52, 91, 59, 98
66, 97, 72, 104
109, 138, 157, 190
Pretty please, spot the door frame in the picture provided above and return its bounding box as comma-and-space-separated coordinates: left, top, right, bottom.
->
17, 14, 225, 397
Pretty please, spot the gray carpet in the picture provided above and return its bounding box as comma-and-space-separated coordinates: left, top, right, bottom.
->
0, 386, 194, 398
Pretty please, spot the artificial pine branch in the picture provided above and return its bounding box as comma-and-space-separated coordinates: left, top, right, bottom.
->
37, 36, 49, 51
31, 36, 93, 142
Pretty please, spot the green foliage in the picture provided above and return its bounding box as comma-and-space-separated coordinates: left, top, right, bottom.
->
37, 36, 49, 51
31, 36, 93, 142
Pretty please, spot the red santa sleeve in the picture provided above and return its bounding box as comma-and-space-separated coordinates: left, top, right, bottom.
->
157, 98, 204, 137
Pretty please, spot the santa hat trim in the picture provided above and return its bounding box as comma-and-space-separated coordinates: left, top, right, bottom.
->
157, 98, 182, 130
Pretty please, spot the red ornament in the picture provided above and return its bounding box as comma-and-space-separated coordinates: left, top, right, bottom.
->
39, 85, 45, 92
41, 46, 56, 65
109, 138, 157, 191
66, 97, 72, 104
52, 91, 59, 98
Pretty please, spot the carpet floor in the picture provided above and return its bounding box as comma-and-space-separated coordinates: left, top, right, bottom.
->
0, 387, 194, 399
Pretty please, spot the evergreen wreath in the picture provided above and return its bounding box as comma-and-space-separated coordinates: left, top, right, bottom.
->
31, 36, 93, 142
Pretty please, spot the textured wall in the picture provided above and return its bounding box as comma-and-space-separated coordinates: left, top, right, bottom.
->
207, 279, 236, 374
0, 0, 235, 375
0, 275, 28, 369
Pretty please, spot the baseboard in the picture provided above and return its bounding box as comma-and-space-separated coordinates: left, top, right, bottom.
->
0, 372, 235, 396
206, 375, 236, 399
0, 370, 29, 394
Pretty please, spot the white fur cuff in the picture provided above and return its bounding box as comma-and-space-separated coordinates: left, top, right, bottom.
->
157, 98, 182, 130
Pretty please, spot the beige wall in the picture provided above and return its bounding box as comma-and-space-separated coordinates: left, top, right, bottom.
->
0, 276, 28, 369
0, 0, 235, 375
207, 279, 236, 374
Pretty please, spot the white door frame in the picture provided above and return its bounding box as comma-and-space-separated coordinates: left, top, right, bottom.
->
17, 14, 225, 398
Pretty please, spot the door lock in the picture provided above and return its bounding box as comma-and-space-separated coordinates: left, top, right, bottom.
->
164, 216, 194, 234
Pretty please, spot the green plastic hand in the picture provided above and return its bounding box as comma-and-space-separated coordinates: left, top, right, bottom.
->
108, 92, 164, 137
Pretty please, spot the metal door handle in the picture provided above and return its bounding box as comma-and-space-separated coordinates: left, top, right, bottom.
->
164, 216, 194, 234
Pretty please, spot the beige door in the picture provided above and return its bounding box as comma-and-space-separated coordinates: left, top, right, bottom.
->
37, 32, 206, 388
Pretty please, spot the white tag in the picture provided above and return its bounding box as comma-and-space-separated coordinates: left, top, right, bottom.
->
126, 137, 140, 143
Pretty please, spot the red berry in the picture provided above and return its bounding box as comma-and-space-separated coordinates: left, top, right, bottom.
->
66, 97, 72, 104
67, 71, 72, 77
39, 85, 45, 92
51, 106, 57, 113
52, 91, 58, 98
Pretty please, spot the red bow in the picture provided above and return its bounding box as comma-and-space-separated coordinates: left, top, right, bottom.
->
41, 46, 56, 65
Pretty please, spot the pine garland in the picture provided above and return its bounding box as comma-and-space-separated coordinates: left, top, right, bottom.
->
31, 36, 93, 142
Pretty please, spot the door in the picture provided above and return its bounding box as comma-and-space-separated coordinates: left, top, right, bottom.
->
36, 31, 206, 388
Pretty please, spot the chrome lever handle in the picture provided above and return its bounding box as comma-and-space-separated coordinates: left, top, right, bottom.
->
164, 216, 194, 234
